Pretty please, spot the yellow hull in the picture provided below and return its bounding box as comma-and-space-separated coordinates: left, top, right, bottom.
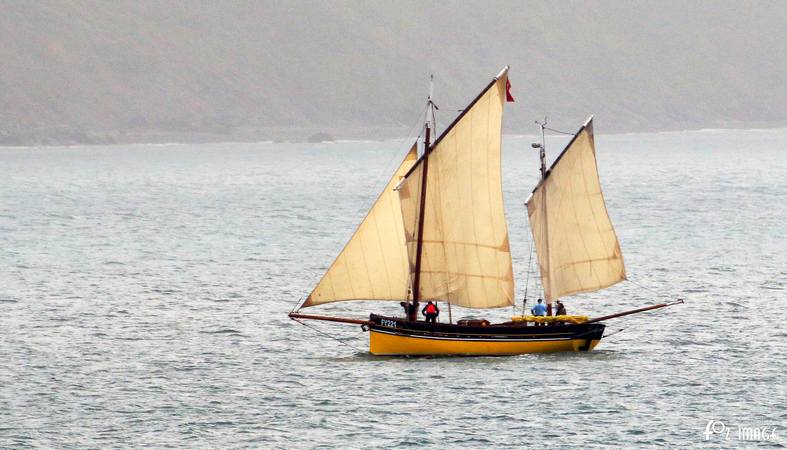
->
369, 329, 602, 356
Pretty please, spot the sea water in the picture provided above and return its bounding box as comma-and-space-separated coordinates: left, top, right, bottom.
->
1, 129, 785, 448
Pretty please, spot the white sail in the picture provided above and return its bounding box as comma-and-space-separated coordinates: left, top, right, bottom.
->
526, 118, 626, 303
302, 145, 418, 307
397, 71, 514, 309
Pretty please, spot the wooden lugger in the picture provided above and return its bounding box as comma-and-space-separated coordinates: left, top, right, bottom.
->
290, 69, 686, 355
368, 314, 606, 356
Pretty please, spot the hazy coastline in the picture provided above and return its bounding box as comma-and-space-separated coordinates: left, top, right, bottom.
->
3, 124, 786, 148
2, 1, 784, 147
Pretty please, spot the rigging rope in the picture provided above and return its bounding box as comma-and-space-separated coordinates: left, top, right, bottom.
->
626, 277, 678, 301
543, 126, 575, 136
292, 318, 365, 352
521, 208, 535, 316
290, 297, 303, 314
602, 328, 625, 341
374, 101, 429, 188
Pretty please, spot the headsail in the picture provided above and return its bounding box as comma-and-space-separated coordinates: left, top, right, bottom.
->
526, 117, 626, 303
302, 144, 418, 307
397, 69, 514, 309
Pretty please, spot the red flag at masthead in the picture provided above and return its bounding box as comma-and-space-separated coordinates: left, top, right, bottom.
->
506, 78, 515, 102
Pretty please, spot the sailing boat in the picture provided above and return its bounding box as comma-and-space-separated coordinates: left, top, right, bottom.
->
289, 66, 682, 355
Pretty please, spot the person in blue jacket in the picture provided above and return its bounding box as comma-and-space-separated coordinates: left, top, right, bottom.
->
531, 298, 547, 326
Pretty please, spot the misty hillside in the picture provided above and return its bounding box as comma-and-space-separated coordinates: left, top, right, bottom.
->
0, 0, 785, 145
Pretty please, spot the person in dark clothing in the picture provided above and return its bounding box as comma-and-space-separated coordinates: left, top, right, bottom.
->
555, 300, 567, 316
421, 301, 439, 323
400, 301, 418, 321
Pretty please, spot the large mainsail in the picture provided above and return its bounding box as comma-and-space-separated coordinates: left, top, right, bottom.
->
526, 117, 626, 302
302, 144, 418, 307
397, 70, 514, 309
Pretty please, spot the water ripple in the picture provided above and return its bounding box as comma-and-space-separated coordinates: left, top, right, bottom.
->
1, 135, 785, 448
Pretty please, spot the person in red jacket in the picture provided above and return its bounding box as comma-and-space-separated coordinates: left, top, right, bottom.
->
421, 301, 440, 324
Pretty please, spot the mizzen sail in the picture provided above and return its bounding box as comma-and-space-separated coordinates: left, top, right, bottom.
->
397, 70, 514, 309
526, 118, 626, 303
302, 144, 418, 307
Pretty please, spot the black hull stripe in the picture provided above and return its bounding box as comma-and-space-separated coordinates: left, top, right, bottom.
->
371, 328, 579, 342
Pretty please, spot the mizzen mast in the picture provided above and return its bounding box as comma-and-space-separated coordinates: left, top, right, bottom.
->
534, 118, 548, 179
525, 116, 626, 304
531, 118, 552, 316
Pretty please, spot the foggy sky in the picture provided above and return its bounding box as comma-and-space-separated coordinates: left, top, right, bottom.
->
1, 0, 785, 144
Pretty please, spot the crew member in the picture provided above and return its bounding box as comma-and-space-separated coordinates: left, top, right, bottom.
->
531, 298, 547, 326
400, 301, 417, 321
554, 300, 567, 325
421, 301, 439, 324
555, 300, 567, 316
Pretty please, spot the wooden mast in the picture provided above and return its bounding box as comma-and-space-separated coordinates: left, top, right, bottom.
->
535, 118, 553, 317
411, 84, 433, 321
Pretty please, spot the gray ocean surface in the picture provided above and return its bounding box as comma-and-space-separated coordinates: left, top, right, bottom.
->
1, 129, 785, 449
